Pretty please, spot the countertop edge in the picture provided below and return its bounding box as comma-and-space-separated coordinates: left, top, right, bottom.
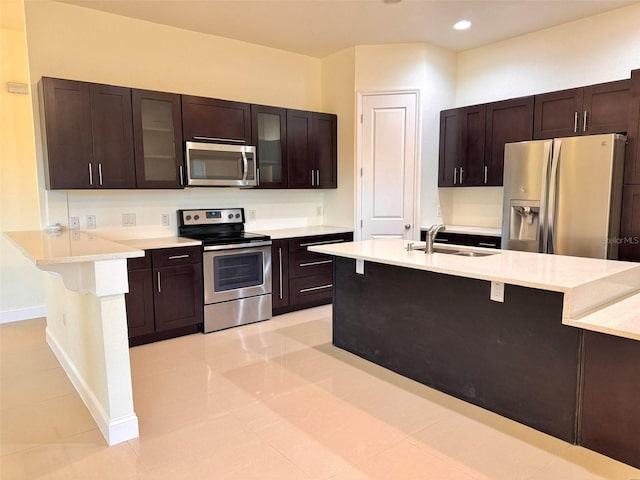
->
251, 225, 354, 240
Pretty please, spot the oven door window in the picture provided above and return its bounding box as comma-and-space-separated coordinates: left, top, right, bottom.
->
214, 252, 264, 292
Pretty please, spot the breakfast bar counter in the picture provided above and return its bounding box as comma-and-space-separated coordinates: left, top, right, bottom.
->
311, 239, 640, 469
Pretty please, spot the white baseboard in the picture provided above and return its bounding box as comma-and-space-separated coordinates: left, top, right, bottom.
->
0, 305, 47, 324
46, 328, 139, 446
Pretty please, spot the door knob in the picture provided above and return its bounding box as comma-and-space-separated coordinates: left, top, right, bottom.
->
404, 224, 411, 229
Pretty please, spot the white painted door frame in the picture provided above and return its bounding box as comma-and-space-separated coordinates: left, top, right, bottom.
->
356, 89, 421, 241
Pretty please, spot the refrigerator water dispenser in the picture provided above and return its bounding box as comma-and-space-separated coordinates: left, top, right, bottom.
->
509, 201, 540, 242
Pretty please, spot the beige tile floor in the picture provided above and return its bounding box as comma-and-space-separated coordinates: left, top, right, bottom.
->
2, 305, 640, 479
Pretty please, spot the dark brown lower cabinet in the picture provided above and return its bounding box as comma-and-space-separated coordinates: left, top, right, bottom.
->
272, 232, 353, 315
125, 246, 203, 346
580, 331, 640, 469
271, 239, 290, 311
619, 185, 640, 261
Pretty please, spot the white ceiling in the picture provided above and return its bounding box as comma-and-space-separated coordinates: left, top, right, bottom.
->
56, 0, 637, 58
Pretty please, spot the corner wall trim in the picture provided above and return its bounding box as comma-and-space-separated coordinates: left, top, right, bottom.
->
45, 327, 139, 446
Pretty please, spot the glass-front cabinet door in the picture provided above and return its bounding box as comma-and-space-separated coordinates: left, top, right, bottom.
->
251, 105, 287, 188
132, 89, 184, 188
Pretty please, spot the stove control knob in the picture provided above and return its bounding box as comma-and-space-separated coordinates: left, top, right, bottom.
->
235, 213, 241, 219
228, 214, 234, 219
186, 215, 192, 221
194, 215, 200, 220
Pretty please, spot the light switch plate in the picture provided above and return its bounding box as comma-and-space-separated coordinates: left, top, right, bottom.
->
69, 216, 79, 230
490, 281, 504, 302
86, 215, 96, 229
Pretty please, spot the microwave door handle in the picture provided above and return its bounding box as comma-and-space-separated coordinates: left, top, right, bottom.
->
193, 136, 246, 144
241, 150, 248, 182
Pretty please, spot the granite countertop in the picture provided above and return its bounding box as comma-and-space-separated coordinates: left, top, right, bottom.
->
252, 225, 354, 240
116, 236, 201, 250
309, 239, 640, 341
5, 229, 144, 265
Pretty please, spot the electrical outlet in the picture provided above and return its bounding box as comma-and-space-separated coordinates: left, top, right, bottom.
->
247, 210, 256, 220
69, 216, 79, 230
490, 281, 505, 302
436, 205, 442, 218
161, 214, 170, 226
122, 213, 136, 226
86, 215, 96, 229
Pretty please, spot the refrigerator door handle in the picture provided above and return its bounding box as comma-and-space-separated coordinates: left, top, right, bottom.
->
547, 139, 562, 254
539, 141, 552, 253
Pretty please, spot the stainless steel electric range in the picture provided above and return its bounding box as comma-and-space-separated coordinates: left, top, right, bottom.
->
178, 208, 272, 333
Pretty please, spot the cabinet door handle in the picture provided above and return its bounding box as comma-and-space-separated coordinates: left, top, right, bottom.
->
299, 260, 332, 267
299, 284, 332, 294
299, 239, 345, 247
257, 167, 260, 186
311, 170, 315, 187
157, 271, 161, 293
193, 136, 245, 144
583, 110, 588, 132
460, 167, 464, 184
484, 165, 488, 184
88, 163, 93, 186
574, 111, 579, 133
179, 165, 184, 186
453, 167, 458, 185
478, 242, 497, 248
168, 254, 189, 260
316, 170, 320, 186
98, 163, 103, 186
278, 247, 283, 300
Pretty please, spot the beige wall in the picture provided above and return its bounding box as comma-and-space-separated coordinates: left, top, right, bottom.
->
0, 0, 45, 321
441, 2, 640, 229
321, 47, 356, 228
22, 0, 348, 243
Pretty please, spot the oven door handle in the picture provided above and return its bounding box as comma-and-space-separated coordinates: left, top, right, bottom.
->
203, 240, 272, 251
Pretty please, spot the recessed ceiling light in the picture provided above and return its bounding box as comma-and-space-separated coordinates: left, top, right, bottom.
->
453, 20, 472, 30
383, 0, 402, 4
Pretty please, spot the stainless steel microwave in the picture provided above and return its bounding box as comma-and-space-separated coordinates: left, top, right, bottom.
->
185, 142, 257, 187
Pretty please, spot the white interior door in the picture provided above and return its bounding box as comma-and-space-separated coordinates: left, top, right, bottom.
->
359, 91, 419, 240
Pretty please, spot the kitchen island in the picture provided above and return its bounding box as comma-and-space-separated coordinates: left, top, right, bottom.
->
310, 239, 640, 468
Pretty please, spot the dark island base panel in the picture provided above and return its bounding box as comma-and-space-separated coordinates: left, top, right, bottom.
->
332, 257, 581, 444
581, 331, 640, 469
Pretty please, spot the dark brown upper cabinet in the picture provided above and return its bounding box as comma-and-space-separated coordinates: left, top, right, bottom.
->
438, 104, 485, 187
181, 95, 251, 144
40, 77, 136, 189
626, 69, 640, 185
251, 104, 288, 188
484, 96, 534, 186
533, 80, 630, 140
287, 109, 337, 189
132, 89, 184, 189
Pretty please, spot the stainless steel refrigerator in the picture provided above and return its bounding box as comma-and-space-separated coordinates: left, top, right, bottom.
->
501, 133, 626, 259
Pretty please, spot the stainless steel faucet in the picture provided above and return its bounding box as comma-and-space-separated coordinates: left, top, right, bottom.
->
425, 224, 446, 254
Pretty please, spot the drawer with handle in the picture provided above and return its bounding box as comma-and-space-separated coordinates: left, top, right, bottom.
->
127, 250, 151, 271
289, 251, 333, 278
288, 232, 353, 253
289, 273, 333, 306
151, 245, 202, 267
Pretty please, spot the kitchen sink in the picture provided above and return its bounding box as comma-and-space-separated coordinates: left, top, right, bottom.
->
411, 246, 498, 257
